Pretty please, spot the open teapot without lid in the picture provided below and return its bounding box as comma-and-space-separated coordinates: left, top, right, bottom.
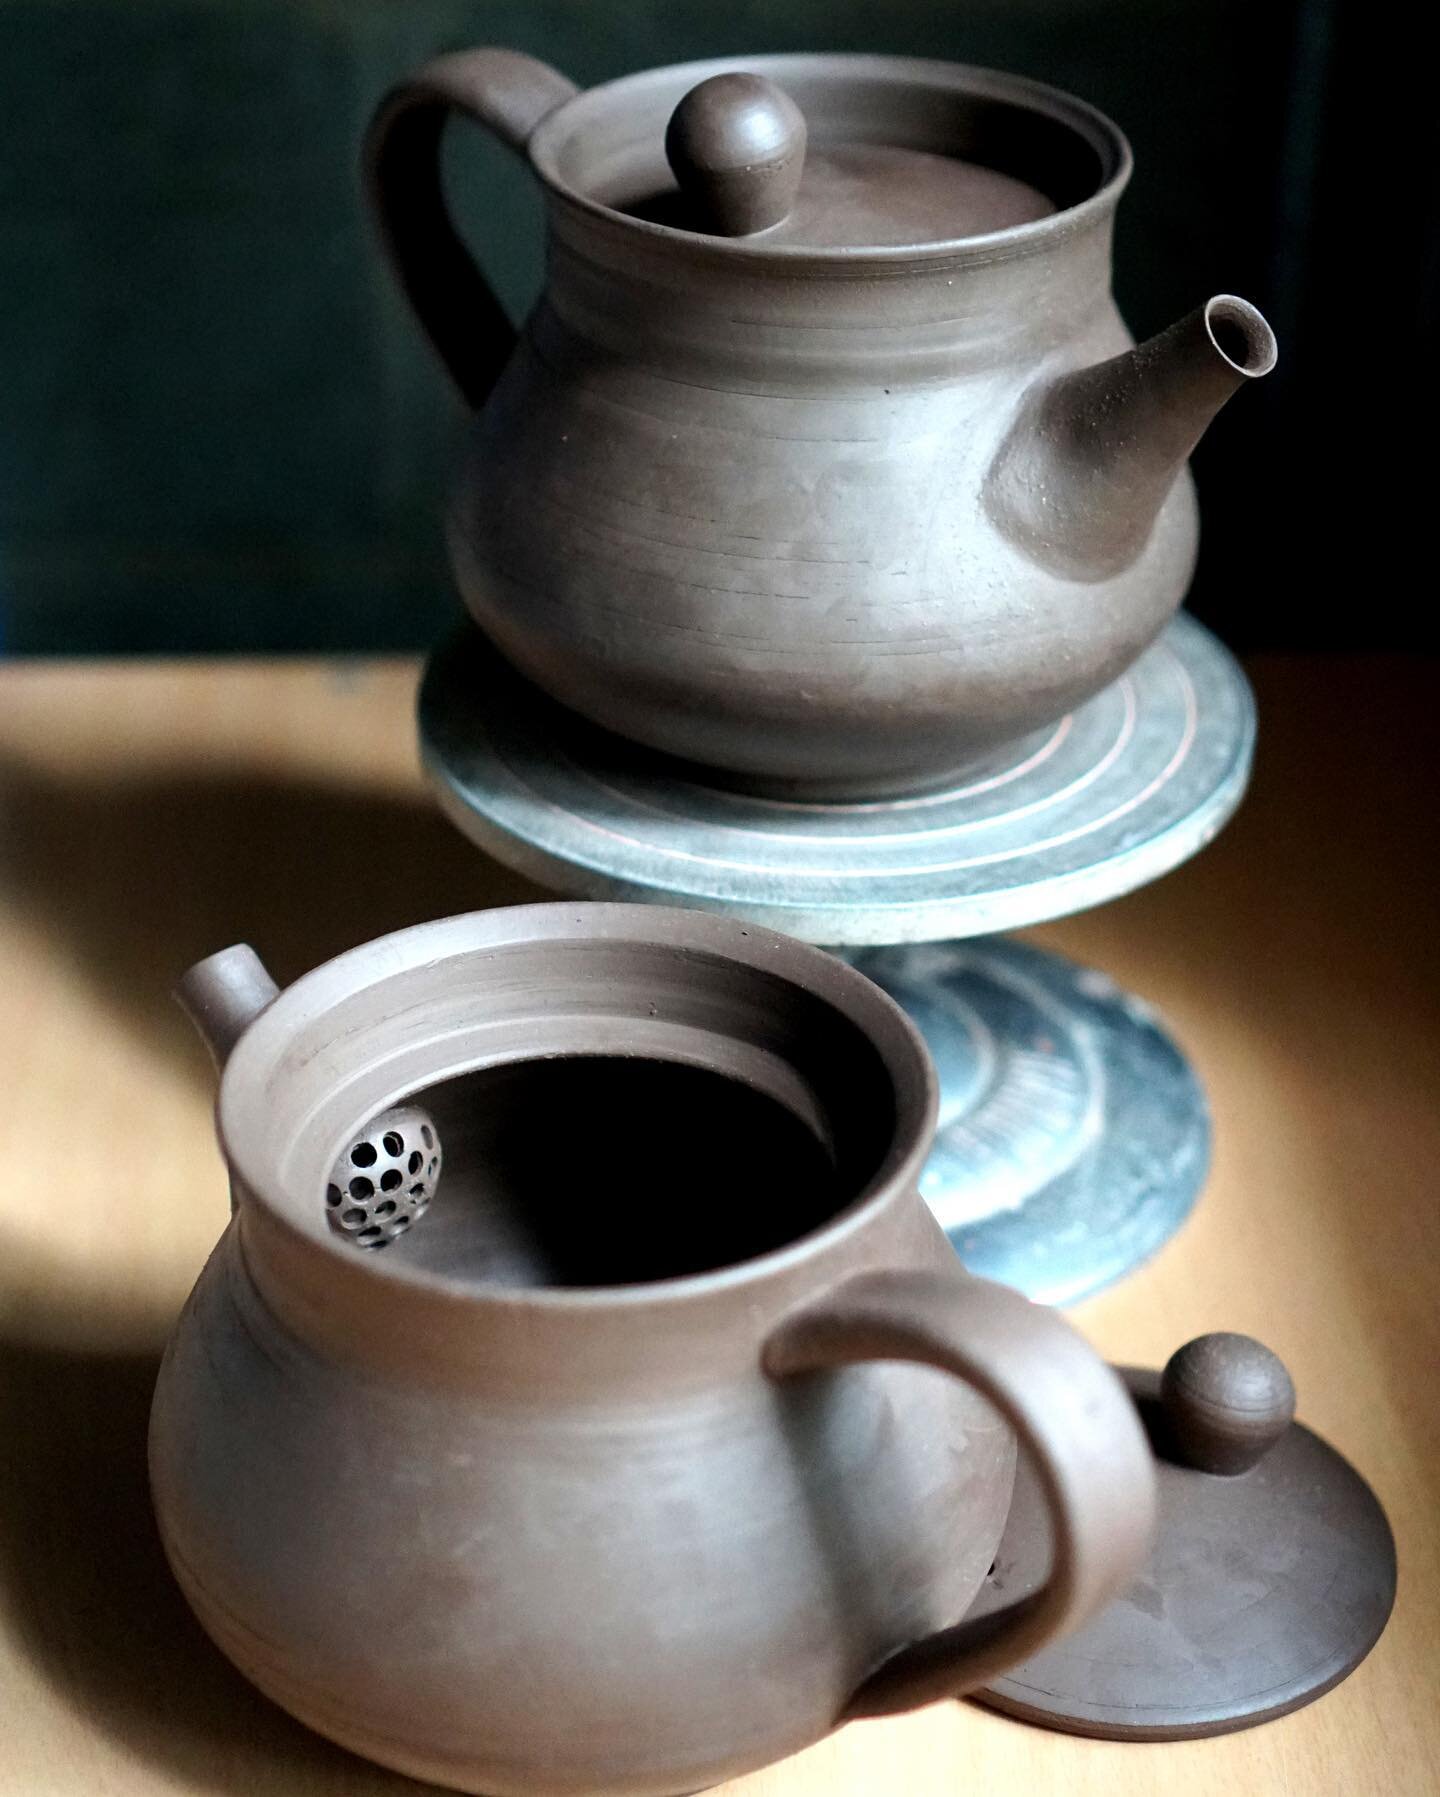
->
155, 905, 1154, 1796
367, 52, 1276, 799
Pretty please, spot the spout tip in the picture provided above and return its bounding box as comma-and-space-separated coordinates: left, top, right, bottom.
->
1204, 295, 1278, 379
175, 944, 280, 1071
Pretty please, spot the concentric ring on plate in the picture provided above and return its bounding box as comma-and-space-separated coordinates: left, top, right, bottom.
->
419, 612, 1253, 944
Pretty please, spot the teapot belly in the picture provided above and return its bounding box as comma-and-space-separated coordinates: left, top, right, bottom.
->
449, 371, 1195, 799
453, 551, 1190, 800
150, 1246, 1013, 1795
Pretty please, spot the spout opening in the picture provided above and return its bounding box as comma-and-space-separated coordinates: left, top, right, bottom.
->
1204, 295, 1277, 379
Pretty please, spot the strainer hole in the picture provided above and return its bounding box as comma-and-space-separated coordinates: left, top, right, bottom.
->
408, 1150, 423, 1174
380, 1168, 403, 1192
349, 1176, 374, 1200
383, 1131, 404, 1156
393, 1215, 411, 1233
341, 1208, 367, 1228
427, 1158, 438, 1176
375, 1199, 398, 1217
410, 1183, 425, 1196
326, 1184, 343, 1207
357, 1226, 384, 1246
350, 1142, 377, 1168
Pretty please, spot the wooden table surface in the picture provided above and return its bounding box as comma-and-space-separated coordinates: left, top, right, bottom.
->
1, 654, 1435, 1796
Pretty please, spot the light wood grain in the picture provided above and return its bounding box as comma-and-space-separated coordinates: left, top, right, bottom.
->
0, 654, 1435, 1796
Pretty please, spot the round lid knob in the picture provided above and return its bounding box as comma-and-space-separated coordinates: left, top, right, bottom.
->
665, 72, 807, 237
1159, 1332, 1297, 1475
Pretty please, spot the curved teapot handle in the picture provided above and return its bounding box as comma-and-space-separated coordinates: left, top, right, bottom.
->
762, 1269, 1156, 1717
363, 49, 579, 409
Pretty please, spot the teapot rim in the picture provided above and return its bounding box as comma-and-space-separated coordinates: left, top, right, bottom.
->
527, 51, 1132, 270
216, 903, 941, 1313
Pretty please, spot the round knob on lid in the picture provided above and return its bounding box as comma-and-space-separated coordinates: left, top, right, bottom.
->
665, 72, 807, 237
1159, 1332, 1297, 1475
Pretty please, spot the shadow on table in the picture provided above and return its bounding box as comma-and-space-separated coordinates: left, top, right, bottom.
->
0, 754, 540, 1783
0, 753, 546, 1086
0, 1258, 451, 1792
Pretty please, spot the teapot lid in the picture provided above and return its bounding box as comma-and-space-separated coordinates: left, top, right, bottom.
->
658, 71, 1053, 245
963, 1334, 1396, 1739
527, 56, 1128, 260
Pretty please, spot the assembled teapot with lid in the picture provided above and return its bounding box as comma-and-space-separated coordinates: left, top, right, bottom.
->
152, 904, 1154, 1795
367, 52, 1276, 798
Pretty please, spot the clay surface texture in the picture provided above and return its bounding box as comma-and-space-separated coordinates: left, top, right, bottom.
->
154, 905, 1155, 1795
367, 51, 1274, 797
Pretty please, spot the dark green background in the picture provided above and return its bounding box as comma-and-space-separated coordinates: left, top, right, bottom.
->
0, 0, 1429, 654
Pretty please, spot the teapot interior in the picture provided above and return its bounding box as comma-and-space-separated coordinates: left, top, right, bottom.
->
220, 909, 933, 1286
372, 1053, 847, 1289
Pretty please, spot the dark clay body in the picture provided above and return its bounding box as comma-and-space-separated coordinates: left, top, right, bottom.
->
155, 906, 1155, 1795
449, 259, 1193, 796
368, 54, 1274, 797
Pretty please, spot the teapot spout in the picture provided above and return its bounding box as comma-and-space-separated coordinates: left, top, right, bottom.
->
175, 945, 280, 1071
986, 294, 1277, 579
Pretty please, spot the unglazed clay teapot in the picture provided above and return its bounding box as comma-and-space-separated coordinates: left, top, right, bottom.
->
153, 905, 1154, 1796
366, 52, 1276, 798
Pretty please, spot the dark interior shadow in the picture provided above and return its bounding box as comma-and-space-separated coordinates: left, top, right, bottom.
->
0, 753, 547, 1085
0, 1301, 447, 1793
396, 1057, 843, 1289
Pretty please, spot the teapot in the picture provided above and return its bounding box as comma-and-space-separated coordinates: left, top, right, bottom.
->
152, 904, 1154, 1795
366, 51, 1276, 799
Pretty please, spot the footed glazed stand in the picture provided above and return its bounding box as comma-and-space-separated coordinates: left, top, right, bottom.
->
420, 613, 1253, 1304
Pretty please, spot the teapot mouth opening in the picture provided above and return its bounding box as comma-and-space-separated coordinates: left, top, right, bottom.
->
218, 904, 936, 1306
529, 53, 1130, 266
